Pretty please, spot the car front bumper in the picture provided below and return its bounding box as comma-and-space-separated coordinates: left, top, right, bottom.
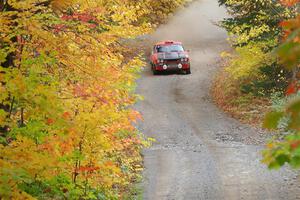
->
154, 63, 190, 71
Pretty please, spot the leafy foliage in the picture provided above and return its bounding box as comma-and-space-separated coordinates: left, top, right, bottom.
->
219, 0, 300, 170
219, 0, 295, 46
219, 0, 296, 98
262, 0, 300, 169
0, 0, 187, 199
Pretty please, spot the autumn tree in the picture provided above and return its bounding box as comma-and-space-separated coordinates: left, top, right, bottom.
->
219, 0, 296, 96
0, 0, 188, 199
262, 0, 300, 169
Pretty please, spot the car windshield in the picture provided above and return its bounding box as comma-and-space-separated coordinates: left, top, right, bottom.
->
157, 45, 184, 53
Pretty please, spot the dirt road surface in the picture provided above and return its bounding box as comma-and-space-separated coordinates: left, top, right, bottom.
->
135, 0, 300, 199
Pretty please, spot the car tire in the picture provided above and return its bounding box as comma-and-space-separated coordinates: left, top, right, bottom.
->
185, 69, 191, 74
151, 64, 159, 75
153, 70, 159, 75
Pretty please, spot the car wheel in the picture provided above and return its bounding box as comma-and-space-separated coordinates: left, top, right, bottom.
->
185, 69, 191, 74
151, 64, 158, 75
153, 70, 159, 75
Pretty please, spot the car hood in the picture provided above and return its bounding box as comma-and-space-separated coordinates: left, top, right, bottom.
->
158, 52, 188, 60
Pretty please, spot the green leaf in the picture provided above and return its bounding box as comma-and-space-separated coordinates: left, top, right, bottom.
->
276, 154, 290, 166
287, 98, 300, 114
290, 156, 300, 168
263, 111, 284, 130
268, 161, 281, 170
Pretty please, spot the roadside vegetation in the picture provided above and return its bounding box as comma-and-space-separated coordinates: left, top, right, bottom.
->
213, 0, 296, 125
214, 0, 300, 170
0, 0, 189, 199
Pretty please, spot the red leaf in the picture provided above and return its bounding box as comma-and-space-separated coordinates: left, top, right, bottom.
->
290, 140, 300, 150
280, 0, 300, 6
62, 111, 71, 119
46, 118, 55, 125
286, 81, 298, 96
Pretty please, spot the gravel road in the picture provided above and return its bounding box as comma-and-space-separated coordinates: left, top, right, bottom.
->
135, 0, 300, 199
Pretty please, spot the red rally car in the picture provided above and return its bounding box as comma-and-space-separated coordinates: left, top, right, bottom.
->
150, 40, 191, 75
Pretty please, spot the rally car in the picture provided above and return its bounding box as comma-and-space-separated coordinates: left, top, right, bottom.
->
150, 40, 191, 75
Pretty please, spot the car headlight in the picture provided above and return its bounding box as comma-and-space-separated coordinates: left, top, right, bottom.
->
158, 59, 164, 63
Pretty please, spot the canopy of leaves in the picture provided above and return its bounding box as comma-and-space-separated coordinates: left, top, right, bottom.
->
219, 0, 295, 46
262, 0, 300, 170
219, 0, 296, 97
0, 0, 188, 199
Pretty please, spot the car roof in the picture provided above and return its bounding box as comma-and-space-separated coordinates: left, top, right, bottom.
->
155, 40, 182, 46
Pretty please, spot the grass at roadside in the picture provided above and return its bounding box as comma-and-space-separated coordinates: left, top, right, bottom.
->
212, 64, 272, 126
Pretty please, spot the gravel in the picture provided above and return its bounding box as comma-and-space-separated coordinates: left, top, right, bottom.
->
134, 0, 300, 199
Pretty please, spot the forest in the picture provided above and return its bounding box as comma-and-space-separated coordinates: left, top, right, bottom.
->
215, 0, 300, 169
0, 0, 189, 199
1, 0, 300, 199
